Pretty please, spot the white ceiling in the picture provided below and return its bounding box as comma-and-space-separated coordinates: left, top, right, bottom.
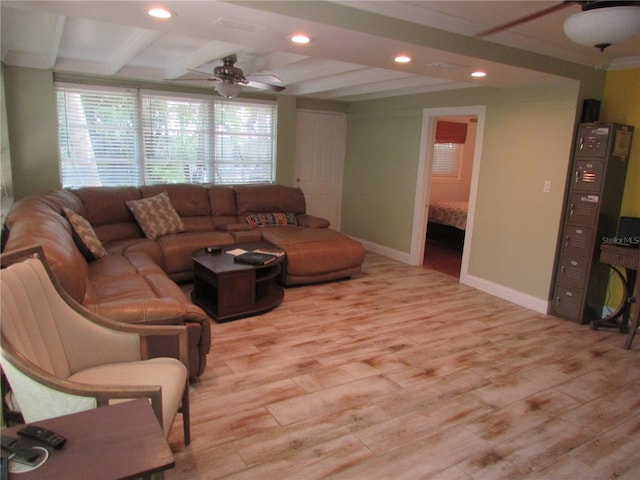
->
2, 1, 639, 102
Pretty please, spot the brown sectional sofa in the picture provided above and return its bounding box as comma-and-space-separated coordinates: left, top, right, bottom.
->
3, 184, 365, 377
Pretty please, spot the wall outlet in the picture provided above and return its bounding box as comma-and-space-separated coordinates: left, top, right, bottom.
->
543, 180, 552, 193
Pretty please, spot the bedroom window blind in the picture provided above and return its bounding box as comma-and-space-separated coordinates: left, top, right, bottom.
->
55, 82, 276, 187
432, 120, 467, 180
435, 120, 467, 144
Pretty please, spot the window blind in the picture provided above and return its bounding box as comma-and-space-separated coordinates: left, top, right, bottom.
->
56, 84, 139, 187
435, 120, 467, 144
214, 100, 275, 184
141, 91, 212, 184
55, 82, 276, 188
432, 143, 462, 179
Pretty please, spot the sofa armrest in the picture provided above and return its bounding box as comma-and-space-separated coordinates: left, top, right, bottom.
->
85, 298, 189, 325
296, 214, 331, 229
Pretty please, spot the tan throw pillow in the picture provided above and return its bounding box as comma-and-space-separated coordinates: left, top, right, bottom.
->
61, 207, 108, 260
126, 191, 185, 240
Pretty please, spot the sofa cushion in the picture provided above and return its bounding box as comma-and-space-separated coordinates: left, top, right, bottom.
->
245, 212, 297, 227
261, 227, 365, 277
61, 207, 108, 260
208, 185, 239, 227
234, 185, 307, 216
126, 192, 185, 240
140, 184, 211, 217
68, 187, 142, 226
156, 231, 235, 275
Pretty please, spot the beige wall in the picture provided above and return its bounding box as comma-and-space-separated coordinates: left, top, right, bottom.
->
2, 61, 611, 308
468, 86, 579, 299
3, 67, 305, 198
1, 65, 14, 224
3, 66, 58, 199
343, 82, 583, 303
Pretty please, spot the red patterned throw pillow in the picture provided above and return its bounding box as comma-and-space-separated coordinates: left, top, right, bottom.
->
245, 212, 297, 227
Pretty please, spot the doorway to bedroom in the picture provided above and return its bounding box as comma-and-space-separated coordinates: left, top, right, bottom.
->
423, 115, 476, 277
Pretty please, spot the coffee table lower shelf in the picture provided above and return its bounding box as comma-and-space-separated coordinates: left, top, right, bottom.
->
191, 246, 285, 322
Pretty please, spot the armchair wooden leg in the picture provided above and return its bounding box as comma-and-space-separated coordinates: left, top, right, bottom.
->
182, 382, 191, 446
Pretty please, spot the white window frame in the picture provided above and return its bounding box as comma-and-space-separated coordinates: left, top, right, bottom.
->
55, 82, 277, 188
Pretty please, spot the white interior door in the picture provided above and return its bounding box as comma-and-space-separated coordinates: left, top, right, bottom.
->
294, 110, 346, 230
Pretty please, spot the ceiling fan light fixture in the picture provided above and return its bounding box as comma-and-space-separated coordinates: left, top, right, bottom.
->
216, 81, 242, 99
563, 6, 640, 51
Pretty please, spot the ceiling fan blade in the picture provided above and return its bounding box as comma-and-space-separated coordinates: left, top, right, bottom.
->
245, 80, 286, 92
247, 73, 283, 84
186, 68, 218, 78
476, 1, 575, 37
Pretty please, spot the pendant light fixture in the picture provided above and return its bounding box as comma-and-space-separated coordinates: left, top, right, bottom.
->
563, 4, 640, 52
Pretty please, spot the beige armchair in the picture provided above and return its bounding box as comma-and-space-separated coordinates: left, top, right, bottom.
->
0, 245, 190, 445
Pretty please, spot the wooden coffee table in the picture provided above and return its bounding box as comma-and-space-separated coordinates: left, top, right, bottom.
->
191, 243, 285, 322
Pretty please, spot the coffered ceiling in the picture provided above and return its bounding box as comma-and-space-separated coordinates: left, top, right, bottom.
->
2, 1, 639, 102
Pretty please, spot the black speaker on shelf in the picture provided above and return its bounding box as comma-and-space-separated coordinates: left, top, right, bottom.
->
581, 99, 600, 123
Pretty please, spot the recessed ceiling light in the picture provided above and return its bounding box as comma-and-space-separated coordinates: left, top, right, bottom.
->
471, 70, 487, 78
394, 55, 412, 63
148, 7, 174, 19
290, 34, 311, 44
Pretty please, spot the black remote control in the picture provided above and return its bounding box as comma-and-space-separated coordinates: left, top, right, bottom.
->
18, 425, 66, 449
0, 435, 40, 463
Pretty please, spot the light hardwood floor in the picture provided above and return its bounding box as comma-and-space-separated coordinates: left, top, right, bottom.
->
167, 252, 640, 479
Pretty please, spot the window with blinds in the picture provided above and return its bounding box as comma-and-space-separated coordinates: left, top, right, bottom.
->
56, 84, 139, 187
141, 91, 212, 184
55, 83, 276, 187
431, 120, 467, 181
214, 101, 275, 184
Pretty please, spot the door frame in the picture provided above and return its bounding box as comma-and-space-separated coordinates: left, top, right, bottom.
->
409, 105, 487, 283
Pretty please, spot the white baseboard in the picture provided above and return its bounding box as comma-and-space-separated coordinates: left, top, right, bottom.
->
354, 237, 550, 314
352, 237, 415, 265
461, 274, 550, 314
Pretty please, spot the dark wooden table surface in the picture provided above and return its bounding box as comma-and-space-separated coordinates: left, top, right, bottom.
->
1, 399, 174, 480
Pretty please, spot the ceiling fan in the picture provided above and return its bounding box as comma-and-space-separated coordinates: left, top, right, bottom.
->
180, 55, 285, 98
476, 1, 640, 52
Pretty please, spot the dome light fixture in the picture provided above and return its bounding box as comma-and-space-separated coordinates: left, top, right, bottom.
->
394, 55, 412, 63
563, 5, 640, 52
471, 70, 487, 78
216, 81, 242, 99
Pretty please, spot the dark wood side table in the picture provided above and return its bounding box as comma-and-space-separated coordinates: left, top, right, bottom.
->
596, 244, 640, 348
1, 399, 174, 480
191, 243, 285, 322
